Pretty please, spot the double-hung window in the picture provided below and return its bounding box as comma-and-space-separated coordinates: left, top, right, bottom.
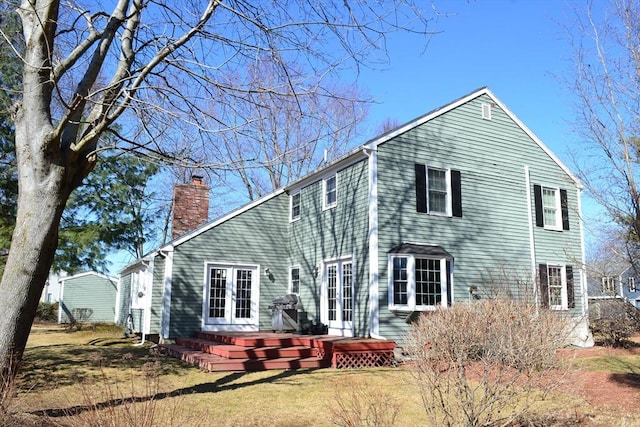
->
534, 185, 570, 231
389, 245, 452, 311
601, 276, 615, 293
289, 266, 300, 294
290, 192, 301, 221
415, 164, 462, 217
323, 175, 337, 210
539, 263, 574, 310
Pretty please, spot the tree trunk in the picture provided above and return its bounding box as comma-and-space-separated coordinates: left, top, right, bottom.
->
0, 117, 78, 374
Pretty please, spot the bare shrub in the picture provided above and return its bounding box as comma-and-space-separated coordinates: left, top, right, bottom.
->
0, 352, 18, 418
403, 300, 571, 427
62, 358, 206, 427
589, 298, 640, 347
329, 376, 402, 427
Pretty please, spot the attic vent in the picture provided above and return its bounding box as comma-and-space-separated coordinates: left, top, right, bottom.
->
481, 102, 492, 120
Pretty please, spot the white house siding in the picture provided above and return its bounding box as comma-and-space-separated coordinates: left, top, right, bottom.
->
374, 93, 584, 340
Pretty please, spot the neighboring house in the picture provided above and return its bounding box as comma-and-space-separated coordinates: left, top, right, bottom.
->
119, 87, 592, 347
40, 271, 66, 303
588, 263, 640, 309
58, 272, 119, 324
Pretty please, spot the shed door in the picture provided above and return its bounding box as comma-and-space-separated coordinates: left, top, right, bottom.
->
205, 264, 258, 326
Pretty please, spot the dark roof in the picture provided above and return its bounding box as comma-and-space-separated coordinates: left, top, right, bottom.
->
388, 243, 453, 259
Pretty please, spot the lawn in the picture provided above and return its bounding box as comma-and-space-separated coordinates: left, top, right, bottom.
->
4, 324, 640, 426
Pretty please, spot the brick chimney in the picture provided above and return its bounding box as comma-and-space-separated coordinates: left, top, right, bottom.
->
171, 175, 210, 240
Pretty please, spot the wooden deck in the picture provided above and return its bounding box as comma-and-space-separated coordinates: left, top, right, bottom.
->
159, 331, 396, 372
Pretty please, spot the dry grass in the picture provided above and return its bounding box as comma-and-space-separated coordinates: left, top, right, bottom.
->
1, 324, 638, 426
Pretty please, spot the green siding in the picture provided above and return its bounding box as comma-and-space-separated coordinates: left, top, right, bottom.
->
168, 194, 290, 338
60, 273, 118, 324
375, 94, 584, 338
116, 274, 131, 326
289, 160, 370, 335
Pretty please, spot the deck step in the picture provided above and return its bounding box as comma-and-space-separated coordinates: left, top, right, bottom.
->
176, 337, 316, 359
161, 344, 329, 372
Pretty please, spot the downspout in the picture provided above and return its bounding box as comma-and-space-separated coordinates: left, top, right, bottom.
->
524, 166, 538, 305
364, 144, 385, 340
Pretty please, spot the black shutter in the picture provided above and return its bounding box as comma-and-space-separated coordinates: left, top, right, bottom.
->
560, 189, 570, 230
539, 263, 549, 308
451, 170, 462, 218
534, 185, 544, 227
415, 164, 427, 213
446, 260, 452, 306
566, 265, 575, 308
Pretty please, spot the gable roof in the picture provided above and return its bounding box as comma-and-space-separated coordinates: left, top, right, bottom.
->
59, 271, 117, 283
128, 86, 580, 267
363, 86, 581, 188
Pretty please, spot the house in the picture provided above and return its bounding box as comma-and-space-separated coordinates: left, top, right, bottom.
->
58, 271, 119, 324
587, 261, 640, 310
119, 87, 592, 347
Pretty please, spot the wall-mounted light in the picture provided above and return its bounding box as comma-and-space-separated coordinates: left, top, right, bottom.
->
264, 267, 270, 276
313, 265, 320, 278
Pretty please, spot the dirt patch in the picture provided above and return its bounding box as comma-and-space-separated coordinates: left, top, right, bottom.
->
558, 344, 640, 411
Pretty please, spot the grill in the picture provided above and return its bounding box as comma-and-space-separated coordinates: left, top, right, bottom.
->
269, 294, 300, 332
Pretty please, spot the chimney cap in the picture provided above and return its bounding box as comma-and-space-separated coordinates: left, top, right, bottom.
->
191, 175, 204, 185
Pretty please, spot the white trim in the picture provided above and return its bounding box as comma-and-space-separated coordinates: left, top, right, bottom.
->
524, 166, 538, 302
161, 248, 174, 340
320, 255, 354, 337
541, 185, 562, 231
202, 261, 261, 328
365, 146, 382, 339
387, 253, 449, 311
368, 87, 582, 188
322, 174, 338, 210
59, 271, 118, 283
577, 187, 588, 317
289, 191, 301, 222
289, 265, 301, 294
157, 189, 285, 250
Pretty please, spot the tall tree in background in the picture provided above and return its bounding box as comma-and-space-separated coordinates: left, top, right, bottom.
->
568, 0, 640, 270
0, 0, 435, 376
209, 59, 368, 201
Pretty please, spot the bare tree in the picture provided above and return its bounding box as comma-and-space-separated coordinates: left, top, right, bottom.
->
208, 59, 369, 200
567, 0, 640, 271
0, 0, 436, 375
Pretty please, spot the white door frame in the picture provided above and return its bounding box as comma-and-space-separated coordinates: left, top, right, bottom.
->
202, 262, 260, 331
320, 256, 354, 337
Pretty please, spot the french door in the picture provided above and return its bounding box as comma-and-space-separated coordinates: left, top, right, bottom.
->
205, 264, 258, 326
322, 258, 354, 336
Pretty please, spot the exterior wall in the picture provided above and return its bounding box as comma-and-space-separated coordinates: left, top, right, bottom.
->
167, 194, 290, 338
288, 159, 370, 335
116, 273, 132, 326
59, 273, 118, 323
150, 256, 165, 333
375, 93, 584, 340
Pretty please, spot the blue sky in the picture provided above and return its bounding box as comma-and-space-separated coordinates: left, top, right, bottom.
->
354, 0, 606, 239
110, 1, 602, 273
359, 0, 578, 157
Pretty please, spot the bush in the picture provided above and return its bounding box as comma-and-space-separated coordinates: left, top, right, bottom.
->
589, 298, 640, 347
35, 302, 59, 322
403, 300, 571, 427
